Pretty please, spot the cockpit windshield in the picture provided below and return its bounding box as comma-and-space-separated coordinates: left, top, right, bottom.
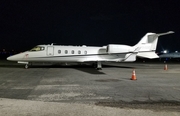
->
29, 46, 45, 51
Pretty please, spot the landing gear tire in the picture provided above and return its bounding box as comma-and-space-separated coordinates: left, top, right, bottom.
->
96, 68, 102, 70
25, 64, 29, 69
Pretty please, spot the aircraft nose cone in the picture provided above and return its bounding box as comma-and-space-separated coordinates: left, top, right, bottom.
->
7, 56, 13, 61
6, 53, 24, 61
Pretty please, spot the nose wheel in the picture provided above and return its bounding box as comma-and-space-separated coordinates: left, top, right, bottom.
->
25, 64, 29, 69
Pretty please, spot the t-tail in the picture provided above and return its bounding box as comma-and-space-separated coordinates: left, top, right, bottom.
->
133, 31, 174, 59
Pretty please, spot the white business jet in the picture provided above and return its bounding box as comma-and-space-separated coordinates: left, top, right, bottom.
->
7, 31, 174, 69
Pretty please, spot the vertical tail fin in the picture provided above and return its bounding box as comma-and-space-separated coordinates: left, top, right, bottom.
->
134, 31, 174, 59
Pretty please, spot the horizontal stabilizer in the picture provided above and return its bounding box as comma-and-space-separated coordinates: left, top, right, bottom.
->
137, 52, 159, 59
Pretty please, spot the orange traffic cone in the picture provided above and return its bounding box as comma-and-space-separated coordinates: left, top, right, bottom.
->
164, 64, 168, 70
131, 69, 137, 80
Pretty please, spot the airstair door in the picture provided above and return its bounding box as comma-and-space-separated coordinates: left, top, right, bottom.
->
47, 46, 54, 56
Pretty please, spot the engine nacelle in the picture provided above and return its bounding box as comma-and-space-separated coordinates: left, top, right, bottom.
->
107, 44, 132, 54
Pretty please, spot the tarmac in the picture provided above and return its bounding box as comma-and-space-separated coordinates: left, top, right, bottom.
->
0, 60, 180, 116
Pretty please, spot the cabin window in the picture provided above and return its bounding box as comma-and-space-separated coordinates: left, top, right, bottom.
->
29, 46, 45, 51
58, 50, 61, 54
65, 50, 68, 54
71, 50, 74, 54
84, 51, 87, 54
78, 50, 81, 54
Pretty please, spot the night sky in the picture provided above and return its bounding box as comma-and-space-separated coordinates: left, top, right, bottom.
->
0, 0, 180, 52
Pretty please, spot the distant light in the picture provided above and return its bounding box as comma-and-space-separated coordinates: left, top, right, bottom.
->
175, 51, 178, 53
163, 50, 168, 53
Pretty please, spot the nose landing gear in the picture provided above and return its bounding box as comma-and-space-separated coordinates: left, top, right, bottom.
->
24, 63, 32, 69
25, 64, 29, 69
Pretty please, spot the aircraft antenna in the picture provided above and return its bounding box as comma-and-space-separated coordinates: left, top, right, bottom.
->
51, 43, 57, 46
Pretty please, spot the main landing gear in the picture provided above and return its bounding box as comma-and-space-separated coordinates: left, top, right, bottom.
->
96, 61, 102, 70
